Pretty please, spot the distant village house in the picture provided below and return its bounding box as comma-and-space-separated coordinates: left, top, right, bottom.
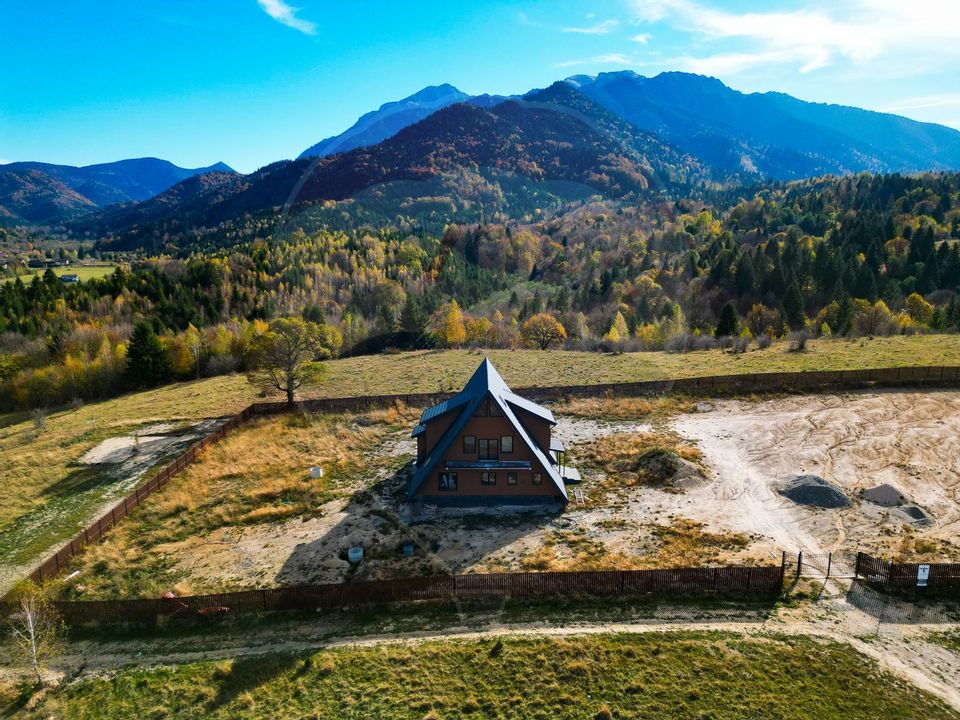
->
409, 359, 577, 506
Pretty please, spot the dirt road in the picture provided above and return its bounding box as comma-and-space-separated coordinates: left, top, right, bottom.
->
2, 578, 958, 711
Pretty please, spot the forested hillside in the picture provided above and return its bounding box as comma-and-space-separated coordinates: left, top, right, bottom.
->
2, 171, 958, 410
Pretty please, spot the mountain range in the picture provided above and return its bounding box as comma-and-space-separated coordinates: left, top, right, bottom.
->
0, 157, 234, 224
6, 71, 960, 239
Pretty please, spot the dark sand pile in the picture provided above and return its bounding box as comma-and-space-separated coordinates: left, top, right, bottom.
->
900, 505, 934, 525
777, 475, 851, 509
862, 483, 906, 507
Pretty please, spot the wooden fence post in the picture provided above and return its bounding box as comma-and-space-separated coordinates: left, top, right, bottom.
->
796, 551, 803, 579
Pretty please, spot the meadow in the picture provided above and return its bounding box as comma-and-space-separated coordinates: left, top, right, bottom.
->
0, 264, 117, 284
6, 632, 957, 719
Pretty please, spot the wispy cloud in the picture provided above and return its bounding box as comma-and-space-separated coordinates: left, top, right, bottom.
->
630, 32, 652, 44
256, 0, 316, 35
628, 0, 960, 76
882, 93, 960, 113
563, 19, 620, 35
555, 53, 633, 69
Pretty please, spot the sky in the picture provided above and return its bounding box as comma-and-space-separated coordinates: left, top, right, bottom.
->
2, 0, 959, 173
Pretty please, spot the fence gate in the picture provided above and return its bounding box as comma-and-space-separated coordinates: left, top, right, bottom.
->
788, 550, 857, 580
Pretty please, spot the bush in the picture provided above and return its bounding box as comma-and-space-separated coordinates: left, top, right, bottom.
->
665, 333, 719, 353
731, 336, 750, 354
789, 330, 810, 352
756, 333, 773, 350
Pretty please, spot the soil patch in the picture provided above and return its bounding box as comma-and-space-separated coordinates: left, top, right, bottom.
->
777, 475, 852, 509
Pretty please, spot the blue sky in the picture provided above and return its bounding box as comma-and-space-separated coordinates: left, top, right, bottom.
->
2, 0, 959, 173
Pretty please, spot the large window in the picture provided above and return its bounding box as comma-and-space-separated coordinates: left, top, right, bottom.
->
500, 435, 513, 453
462, 435, 476, 453
507, 472, 518, 485
478, 438, 499, 459
438, 472, 458, 491
532, 472, 542, 486
475, 396, 504, 417
481, 471, 496, 486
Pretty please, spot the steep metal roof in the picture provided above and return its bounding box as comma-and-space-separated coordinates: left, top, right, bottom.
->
408, 358, 567, 502
503, 390, 555, 424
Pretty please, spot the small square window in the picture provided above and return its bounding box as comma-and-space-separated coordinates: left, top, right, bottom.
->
463, 435, 476, 453
439, 472, 458, 491
507, 472, 518, 485
532, 472, 542, 486
481, 471, 496, 486
500, 435, 513, 453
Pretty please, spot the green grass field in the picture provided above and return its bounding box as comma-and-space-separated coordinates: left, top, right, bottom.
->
6, 632, 957, 719
0, 264, 117, 284
2, 334, 959, 591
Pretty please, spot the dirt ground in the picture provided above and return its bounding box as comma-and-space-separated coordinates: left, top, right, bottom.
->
51, 389, 960, 595
674, 389, 960, 561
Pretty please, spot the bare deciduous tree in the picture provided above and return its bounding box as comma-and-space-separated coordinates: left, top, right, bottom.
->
6, 581, 64, 686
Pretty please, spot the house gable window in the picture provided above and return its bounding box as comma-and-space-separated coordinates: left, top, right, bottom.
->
475, 395, 504, 417
507, 472, 518, 485
478, 438, 499, 459
532, 472, 542, 486
439, 472, 458, 491
481, 471, 496, 485
463, 435, 476, 453
500, 435, 513, 453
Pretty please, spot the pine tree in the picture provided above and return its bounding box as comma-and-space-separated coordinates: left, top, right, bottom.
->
715, 301, 741, 337
125, 321, 171, 389
782, 282, 806, 330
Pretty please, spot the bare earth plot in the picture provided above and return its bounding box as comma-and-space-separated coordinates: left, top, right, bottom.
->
674, 389, 960, 561
48, 388, 960, 601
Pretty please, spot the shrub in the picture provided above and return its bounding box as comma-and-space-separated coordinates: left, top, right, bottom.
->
756, 333, 773, 350
789, 330, 810, 352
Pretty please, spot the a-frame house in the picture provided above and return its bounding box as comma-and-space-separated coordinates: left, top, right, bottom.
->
409, 358, 574, 506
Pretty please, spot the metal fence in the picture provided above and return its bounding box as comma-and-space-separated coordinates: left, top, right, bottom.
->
1, 565, 785, 626
16, 365, 960, 593
854, 552, 960, 593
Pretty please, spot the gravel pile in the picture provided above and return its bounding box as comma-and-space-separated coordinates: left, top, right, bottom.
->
777, 475, 851, 509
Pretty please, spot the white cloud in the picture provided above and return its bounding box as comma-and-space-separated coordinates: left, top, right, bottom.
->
555, 53, 633, 68
882, 93, 960, 113
257, 0, 316, 35
628, 0, 960, 76
631, 32, 652, 44
563, 19, 620, 35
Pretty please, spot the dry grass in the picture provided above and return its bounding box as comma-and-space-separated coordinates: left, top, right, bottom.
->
571, 430, 704, 503
555, 395, 695, 421
50, 406, 418, 599
519, 520, 752, 572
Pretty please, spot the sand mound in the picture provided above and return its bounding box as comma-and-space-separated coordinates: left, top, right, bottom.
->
777, 475, 851, 509
635, 449, 706, 490
862, 483, 906, 507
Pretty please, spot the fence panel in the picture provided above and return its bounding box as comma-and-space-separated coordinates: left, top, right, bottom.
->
0, 563, 785, 627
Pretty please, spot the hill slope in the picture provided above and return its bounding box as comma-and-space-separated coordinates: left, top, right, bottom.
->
299, 84, 470, 158
91, 93, 690, 249
567, 71, 960, 179
0, 158, 235, 224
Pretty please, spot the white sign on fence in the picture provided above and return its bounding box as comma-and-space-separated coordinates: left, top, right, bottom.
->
917, 564, 930, 587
